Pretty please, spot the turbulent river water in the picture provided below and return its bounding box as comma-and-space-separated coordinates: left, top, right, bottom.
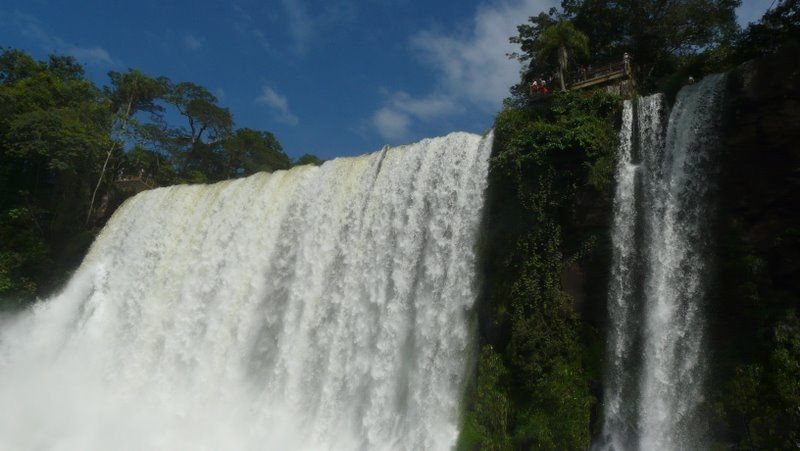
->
599, 74, 728, 450
0, 132, 492, 451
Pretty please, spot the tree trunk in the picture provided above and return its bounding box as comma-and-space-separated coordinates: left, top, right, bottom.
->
86, 99, 133, 225
558, 44, 568, 91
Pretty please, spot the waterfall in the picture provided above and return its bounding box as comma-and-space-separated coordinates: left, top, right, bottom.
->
0, 131, 493, 451
600, 74, 727, 450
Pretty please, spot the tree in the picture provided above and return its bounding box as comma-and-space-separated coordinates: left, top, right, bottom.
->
509, 14, 590, 92
0, 48, 39, 84
295, 154, 324, 166
166, 82, 232, 145
537, 20, 589, 90
0, 48, 288, 300
86, 70, 167, 224
159, 82, 233, 181
561, 0, 740, 85
735, 0, 800, 60
0, 50, 112, 297
509, 0, 740, 93
222, 128, 291, 177
45, 55, 86, 81
509, 11, 559, 96
559, 0, 626, 63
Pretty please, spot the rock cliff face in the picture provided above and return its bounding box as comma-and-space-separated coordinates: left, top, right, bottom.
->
721, 54, 800, 241
707, 49, 800, 448
562, 183, 614, 436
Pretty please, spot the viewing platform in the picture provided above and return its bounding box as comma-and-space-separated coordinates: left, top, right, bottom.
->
114, 174, 155, 193
529, 55, 635, 100
569, 59, 631, 91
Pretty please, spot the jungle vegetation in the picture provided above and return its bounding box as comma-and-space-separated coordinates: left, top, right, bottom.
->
0, 49, 320, 302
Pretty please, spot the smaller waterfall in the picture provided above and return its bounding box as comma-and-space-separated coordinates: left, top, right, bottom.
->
600, 74, 727, 450
602, 94, 667, 450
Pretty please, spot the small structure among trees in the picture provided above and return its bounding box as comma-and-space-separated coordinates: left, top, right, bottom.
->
509, 0, 742, 99
114, 171, 155, 194
568, 53, 635, 95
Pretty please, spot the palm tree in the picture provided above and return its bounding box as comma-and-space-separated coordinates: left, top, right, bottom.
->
536, 20, 589, 91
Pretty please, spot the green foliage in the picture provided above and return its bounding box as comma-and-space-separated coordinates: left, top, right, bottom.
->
458, 346, 512, 451
0, 48, 290, 303
561, 0, 740, 89
711, 221, 800, 448
0, 207, 49, 297
106, 69, 168, 115
294, 153, 324, 166
116, 145, 178, 186
223, 128, 291, 176
633, 0, 799, 102
734, 0, 800, 61
537, 20, 590, 90
509, 10, 558, 65
653, 0, 799, 102
0, 52, 111, 299
87, 69, 171, 224
0, 48, 39, 83
509, 0, 741, 94
715, 287, 800, 449
461, 90, 619, 449
166, 81, 233, 144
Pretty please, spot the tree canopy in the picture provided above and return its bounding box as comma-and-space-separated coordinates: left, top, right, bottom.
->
734, 0, 800, 60
0, 47, 318, 301
536, 20, 589, 90
510, 0, 741, 91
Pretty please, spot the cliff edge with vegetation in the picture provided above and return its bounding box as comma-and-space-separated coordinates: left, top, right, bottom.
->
458, 90, 619, 449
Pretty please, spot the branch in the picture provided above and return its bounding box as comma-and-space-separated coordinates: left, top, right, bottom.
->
196, 124, 208, 143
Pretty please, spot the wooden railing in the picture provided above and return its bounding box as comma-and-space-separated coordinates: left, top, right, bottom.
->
569, 59, 630, 90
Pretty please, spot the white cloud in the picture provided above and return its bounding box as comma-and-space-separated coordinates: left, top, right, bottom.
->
369, 0, 555, 141
372, 107, 411, 141
280, 0, 360, 55
281, 0, 313, 55
256, 86, 299, 125
387, 91, 459, 120
6, 11, 115, 66
411, 0, 555, 108
231, 3, 272, 52
231, 1, 356, 57
183, 33, 204, 50
371, 91, 459, 140
63, 45, 113, 65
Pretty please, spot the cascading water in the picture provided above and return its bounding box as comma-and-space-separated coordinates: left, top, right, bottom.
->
0, 131, 492, 451
599, 74, 727, 450
601, 94, 664, 449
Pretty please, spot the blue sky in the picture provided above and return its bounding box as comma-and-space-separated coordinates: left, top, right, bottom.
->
0, 0, 773, 160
